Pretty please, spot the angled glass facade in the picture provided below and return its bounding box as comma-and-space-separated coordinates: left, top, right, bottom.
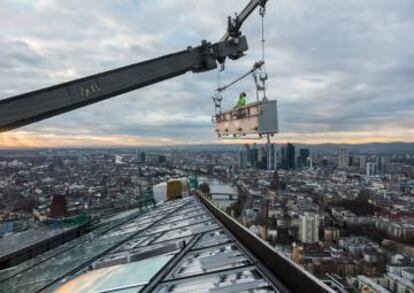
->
0, 197, 283, 293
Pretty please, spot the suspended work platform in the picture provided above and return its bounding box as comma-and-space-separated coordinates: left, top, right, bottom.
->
213, 99, 278, 137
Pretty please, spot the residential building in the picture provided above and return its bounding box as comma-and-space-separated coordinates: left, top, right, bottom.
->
299, 212, 320, 244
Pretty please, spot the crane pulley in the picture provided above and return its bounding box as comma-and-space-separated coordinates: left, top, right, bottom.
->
221, 0, 268, 42
258, 2, 269, 101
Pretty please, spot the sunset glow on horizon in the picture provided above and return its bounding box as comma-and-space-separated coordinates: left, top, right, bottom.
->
1, 129, 413, 149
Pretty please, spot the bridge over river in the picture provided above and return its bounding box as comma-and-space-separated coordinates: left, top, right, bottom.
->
210, 193, 239, 200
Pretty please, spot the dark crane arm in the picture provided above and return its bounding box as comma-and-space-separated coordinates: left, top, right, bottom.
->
0, 38, 247, 132
0, 0, 269, 133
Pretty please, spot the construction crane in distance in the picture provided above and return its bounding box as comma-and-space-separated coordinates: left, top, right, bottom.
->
0, 0, 268, 133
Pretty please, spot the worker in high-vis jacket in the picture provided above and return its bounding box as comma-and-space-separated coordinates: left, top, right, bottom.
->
236, 92, 247, 107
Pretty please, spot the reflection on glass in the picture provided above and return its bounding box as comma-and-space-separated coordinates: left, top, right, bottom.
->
53, 254, 172, 293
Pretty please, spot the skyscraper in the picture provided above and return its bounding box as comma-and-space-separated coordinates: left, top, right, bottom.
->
299, 212, 320, 244
338, 146, 349, 169
266, 143, 278, 170
298, 148, 310, 168
250, 143, 259, 168
239, 144, 249, 169
240, 143, 277, 170
378, 156, 390, 174
158, 155, 166, 164
139, 152, 146, 163
257, 144, 267, 169
281, 143, 295, 170
366, 162, 377, 176
359, 155, 367, 172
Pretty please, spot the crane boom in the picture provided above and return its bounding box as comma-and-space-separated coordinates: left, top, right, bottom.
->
0, 38, 247, 132
0, 0, 269, 133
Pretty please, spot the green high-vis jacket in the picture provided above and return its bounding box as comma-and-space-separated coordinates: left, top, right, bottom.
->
237, 95, 246, 107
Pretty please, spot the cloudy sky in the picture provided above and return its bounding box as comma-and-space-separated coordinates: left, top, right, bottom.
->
0, 0, 413, 147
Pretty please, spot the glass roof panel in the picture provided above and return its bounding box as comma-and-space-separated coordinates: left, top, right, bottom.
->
166, 243, 250, 280
154, 221, 219, 243
53, 254, 173, 293
0, 226, 140, 292
0, 208, 151, 283
145, 214, 212, 235
158, 209, 207, 224
107, 286, 144, 293
0, 197, 294, 293
154, 267, 277, 293
193, 229, 232, 249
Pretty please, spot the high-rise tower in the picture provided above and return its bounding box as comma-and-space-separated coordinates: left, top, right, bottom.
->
338, 146, 349, 169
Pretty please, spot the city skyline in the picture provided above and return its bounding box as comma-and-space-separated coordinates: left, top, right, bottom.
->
1, 143, 413, 292
1, 0, 414, 147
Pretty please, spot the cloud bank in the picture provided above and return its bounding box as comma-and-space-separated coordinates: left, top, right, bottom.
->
0, 0, 413, 147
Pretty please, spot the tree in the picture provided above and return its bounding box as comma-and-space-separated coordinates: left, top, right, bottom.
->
199, 183, 210, 195
337, 189, 375, 216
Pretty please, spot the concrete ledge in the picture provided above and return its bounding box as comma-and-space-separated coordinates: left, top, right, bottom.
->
0, 225, 86, 270
197, 193, 334, 293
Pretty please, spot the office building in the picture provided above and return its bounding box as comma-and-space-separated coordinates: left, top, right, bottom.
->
378, 156, 390, 174
158, 155, 166, 164
281, 143, 295, 170
239, 143, 277, 170
239, 144, 249, 169
366, 162, 377, 176
338, 147, 349, 169
239, 144, 255, 169
298, 148, 310, 168
139, 151, 146, 163
359, 155, 367, 172
266, 143, 278, 170
250, 143, 259, 168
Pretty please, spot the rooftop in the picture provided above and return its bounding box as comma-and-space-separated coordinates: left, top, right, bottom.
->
0, 225, 78, 259
0, 195, 332, 293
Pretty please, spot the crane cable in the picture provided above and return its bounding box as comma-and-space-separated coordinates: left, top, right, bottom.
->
216, 61, 264, 92
212, 64, 224, 115
256, 4, 268, 101
260, 5, 266, 64
212, 3, 268, 112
